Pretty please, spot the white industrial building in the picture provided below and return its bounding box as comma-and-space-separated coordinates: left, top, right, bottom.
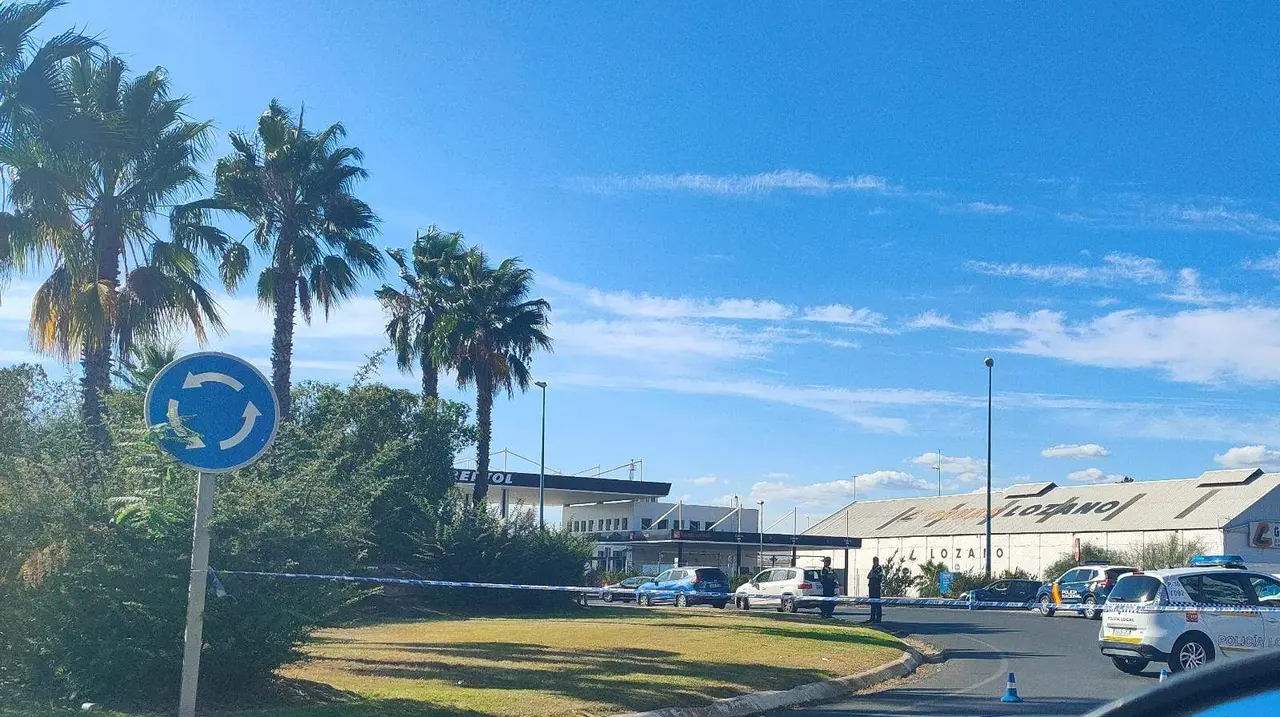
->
802, 468, 1280, 596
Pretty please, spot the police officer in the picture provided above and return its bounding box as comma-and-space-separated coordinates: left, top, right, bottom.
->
819, 557, 840, 618
867, 556, 884, 623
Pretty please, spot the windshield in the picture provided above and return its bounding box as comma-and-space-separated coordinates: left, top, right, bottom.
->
804, 570, 823, 581
695, 569, 728, 582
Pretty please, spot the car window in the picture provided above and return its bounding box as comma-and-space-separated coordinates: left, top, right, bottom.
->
1058, 569, 1080, 583
1108, 576, 1163, 602
752, 570, 769, 583
695, 568, 728, 582
654, 570, 671, 582
1248, 574, 1280, 603
804, 569, 823, 582
1105, 568, 1134, 581
1180, 573, 1251, 605
991, 581, 1008, 591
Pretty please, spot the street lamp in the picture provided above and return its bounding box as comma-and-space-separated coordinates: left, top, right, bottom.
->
757, 500, 764, 568
984, 357, 994, 580
535, 381, 548, 528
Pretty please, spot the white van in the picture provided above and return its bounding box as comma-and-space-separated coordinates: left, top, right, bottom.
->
1099, 567, 1280, 674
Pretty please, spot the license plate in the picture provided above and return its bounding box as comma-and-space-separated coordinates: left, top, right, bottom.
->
1109, 626, 1134, 636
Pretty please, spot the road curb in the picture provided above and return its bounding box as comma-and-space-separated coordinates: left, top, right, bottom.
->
612, 638, 938, 717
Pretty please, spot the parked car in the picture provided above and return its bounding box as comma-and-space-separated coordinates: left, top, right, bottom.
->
733, 567, 830, 613
600, 576, 653, 602
636, 567, 731, 608
1037, 563, 1136, 619
958, 579, 1042, 606
1100, 567, 1280, 674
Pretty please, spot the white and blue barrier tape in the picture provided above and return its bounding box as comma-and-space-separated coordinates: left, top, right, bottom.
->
211, 569, 1280, 615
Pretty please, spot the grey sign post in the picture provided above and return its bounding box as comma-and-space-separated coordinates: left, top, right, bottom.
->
144, 352, 279, 717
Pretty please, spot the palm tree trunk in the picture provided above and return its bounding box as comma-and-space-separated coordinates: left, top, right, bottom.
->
472, 370, 494, 504
271, 267, 298, 419
420, 350, 439, 401
80, 341, 111, 452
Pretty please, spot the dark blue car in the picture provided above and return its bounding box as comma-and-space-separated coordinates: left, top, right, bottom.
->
1036, 563, 1135, 619
960, 579, 1042, 606
636, 566, 731, 608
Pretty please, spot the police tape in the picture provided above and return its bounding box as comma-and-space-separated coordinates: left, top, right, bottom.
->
211, 569, 1280, 615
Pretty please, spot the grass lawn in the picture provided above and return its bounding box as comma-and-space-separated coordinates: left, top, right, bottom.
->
3, 607, 905, 717
269, 606, 904, 716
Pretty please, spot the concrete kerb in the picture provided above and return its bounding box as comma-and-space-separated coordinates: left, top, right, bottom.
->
611, 637, 943, 717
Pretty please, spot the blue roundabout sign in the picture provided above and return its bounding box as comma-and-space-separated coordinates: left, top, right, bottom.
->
144, 352, 280, 473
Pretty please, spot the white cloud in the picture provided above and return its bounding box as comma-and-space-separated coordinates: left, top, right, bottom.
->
567, 170, 904, 198
553, 319, 769, 364
1245, 250, 1280, 275
965, 306, 1280, 384
904, 310, 959, 330
1161, 268, 1236, 306
1041, 443, 1111, 459
1066, 467, 1125, 483
762, 472, 793, 479
959, 201, 1013, 215
1213, 445, 1280, 471
688, 474, 720, 486
581, 288, 792, 321
909, 452, 986, 483
963, 253, 1168, 286
1157, 204, 1280, 235
801, 304, 887, 329
746, 471, 931, 509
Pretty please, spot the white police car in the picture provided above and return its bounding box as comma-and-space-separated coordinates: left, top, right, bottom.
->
1099, 563, 1280, 674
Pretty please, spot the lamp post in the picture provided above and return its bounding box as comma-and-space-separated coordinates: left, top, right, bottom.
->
984, 357, 994, 580
757, 500, 764, 569
535, 381, 548, 528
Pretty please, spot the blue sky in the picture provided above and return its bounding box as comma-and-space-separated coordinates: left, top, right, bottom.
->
6, 2, 1280, 523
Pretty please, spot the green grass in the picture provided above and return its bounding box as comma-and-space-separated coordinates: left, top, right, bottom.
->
4, 607, 905, 717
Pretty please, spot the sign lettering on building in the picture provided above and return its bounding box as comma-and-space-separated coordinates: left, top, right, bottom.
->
1250, 521, 1280, 549
878, 494, 1148, 530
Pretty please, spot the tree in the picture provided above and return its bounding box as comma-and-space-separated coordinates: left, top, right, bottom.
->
375, 226, 465, 400
0, 1, 97, 152
112, 341, 177, 392
213, 100, 382, 419
879, 552, 920, 597
1, 53, 225, 450
436, 249, 552, 503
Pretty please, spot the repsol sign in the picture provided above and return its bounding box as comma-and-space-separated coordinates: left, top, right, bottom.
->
454, 469, 517, 485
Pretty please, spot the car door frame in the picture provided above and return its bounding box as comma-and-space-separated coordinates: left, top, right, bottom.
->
1244, 572, 1280, 652
1059, 568, 1090, 606
1183, 571, 1264, 660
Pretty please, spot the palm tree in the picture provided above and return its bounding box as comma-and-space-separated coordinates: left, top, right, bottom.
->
214, 100, 382, 419
0, 53, 226, 449
0, 1, 97, 150
436, 249, 552, 503
113, 340, 178, 392
375, 226, 465, 400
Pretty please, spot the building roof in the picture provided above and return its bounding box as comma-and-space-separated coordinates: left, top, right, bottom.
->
805, 469, 1279, 538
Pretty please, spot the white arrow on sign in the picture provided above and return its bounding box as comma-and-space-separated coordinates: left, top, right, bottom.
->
183, 372, 244, 391
168, 398, 206, 449
219, 402, 261, 450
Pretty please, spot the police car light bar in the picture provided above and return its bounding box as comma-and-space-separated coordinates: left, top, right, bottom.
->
1189, 555, 1247, 569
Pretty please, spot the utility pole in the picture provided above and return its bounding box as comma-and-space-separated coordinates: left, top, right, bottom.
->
984, 357, 994, 580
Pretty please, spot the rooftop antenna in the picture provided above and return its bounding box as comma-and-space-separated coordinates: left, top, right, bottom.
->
936, 448, 942, 496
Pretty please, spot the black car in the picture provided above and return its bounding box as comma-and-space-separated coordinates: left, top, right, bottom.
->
959, 579, 1042, 606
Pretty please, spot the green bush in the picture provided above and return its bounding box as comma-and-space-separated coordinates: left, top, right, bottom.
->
0, 367, 477, 707
1042, 541, 1125, 583
413, 495, 595, 612
879, 553, 920, 597
1122, 535, 1207, 570
1000, 567, 1039, 581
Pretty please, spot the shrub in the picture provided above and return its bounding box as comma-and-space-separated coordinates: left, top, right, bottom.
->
0, 368, 477, 707
1042, 541, 1124, 583
1121, 535, 1207, 570
879, 552, 920, 597
1000, 567, 1039, 581
413, 495, 595, 612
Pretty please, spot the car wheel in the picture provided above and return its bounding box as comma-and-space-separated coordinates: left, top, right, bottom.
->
639, 593, 651, 607
1082, 596, 1099, 620
783, 596, 798, 613
675, 593, 689, 608
1038, 595, 1056, 617
713, 600, 728, 609
739, 597, 751, 610
1111, 656, 1148, 675
1170, 634, 1214, 673
603, 590, 614, 603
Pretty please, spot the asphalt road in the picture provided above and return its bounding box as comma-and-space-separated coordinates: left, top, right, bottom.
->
771, 605, 1159, 717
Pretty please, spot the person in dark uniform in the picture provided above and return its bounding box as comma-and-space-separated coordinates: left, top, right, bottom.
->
867, 556, 884, 623
818, 557, 840, 618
